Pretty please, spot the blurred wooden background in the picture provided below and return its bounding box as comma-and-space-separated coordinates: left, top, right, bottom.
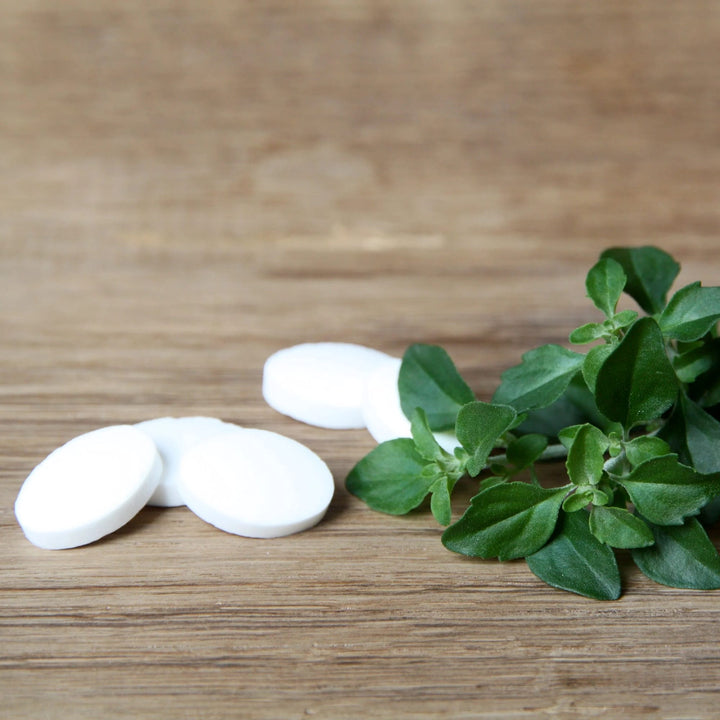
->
2, 2, 720, 718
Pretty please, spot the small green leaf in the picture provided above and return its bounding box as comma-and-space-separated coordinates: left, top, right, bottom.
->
624, 435, 671, 467
659, 282, 720, 342
607, 432, 623, 457
615, 454, 720, 526
410, 408, 446, 462
682, 339, 720, 406
661, 393, 720, 474
591, 487, 611, 506
682, 397, 720, 525
558, 424, 583, 451
586, 257, 626, 318
506, 434, 548, 471
399, 344, 475, 431
453, 444, 470, 462
659, 394, 720, 526
681, 394, 720, 474
421, 464, 441, 479
430, 477, 453, 526
595, 317, 678, 429
526, 510, 621, 600
442, 483, 568, 561
493, 344, 585, 414
562, 488, 595, 512
455, 401, 517, 477
610, 309, 639, 330
515, 375, 606, 438
569, 322, 607, 345
672, 342, 717, 383
478, 476, 506, 491
582, 344, 614, 395
601, 246, 680, 314
565, 423, 609, 486
589, 506, 654, 548
632, 518, 720, 589
345, 439, 432, 515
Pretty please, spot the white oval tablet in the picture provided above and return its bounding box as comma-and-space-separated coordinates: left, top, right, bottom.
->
15, 425, 162, 550
135, 416, 235, 507
262, 342, 393, 429
178, 427, 334, 538
363, 357, 459, 453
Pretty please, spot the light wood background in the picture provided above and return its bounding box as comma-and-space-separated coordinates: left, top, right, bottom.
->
2, 2, 720, 718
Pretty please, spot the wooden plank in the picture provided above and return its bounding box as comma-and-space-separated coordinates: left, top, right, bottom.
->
2, 2, 720, 718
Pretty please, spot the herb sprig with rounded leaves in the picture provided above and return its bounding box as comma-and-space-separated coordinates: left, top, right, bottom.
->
346, 246, 720, 600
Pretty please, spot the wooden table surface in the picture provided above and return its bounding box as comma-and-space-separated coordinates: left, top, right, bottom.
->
3, 2, 720, 718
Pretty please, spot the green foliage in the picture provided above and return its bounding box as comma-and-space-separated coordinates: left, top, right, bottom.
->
345, 439, 433, 515
399, 344, 475, 431
588, 506, 654, 549
410, 407, 447, 462
492, 345, 585, 413
562, 488, 597, 513
441, 483, 568, 561
585, 257, 627, 318
345, 245, 720, 600
526, 511, 621, 601
595, 317, 678, 429
631, 518, 720, 589
661, 393, 720, 525
600, 245, 680, 314
565, 424, 609, 487
515, 374, 608, 438
581, 344, 613, 394
623, 436, 671, 467
505, 434, 548, 472
672, 340, 719, 383
661, 394, 720, 474
455, 401, 516, 477
659, 282, 720, 342
613, 455, 720, 526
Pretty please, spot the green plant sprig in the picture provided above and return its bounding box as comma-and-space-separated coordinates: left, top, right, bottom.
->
346, 246, 720, 600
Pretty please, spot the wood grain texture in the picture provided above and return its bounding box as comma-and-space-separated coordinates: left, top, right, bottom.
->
2, 2, 720, 718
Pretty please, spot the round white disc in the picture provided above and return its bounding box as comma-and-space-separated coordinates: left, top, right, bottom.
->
362, 357, 459, 452
178, 427, 335, 538
14, 425, 162, 550
262, 342, 393, 429
135, 416, 236, 507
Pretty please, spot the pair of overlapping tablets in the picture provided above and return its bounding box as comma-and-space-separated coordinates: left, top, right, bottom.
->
15, 342, 457, 550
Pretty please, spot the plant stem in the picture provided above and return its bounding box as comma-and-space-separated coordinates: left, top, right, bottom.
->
537, 443, 569, 462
